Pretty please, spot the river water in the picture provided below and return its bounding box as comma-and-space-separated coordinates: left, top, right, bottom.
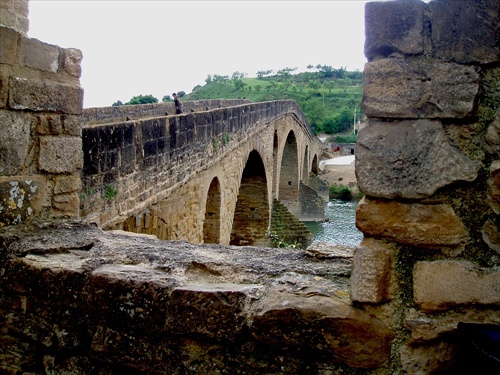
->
304, 199, 363, 246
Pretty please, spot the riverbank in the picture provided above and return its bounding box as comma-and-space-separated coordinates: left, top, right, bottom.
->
318, 154, 359, 197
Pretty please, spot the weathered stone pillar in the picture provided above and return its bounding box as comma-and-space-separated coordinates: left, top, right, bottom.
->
0, 0, 84, 226
352, 0, 500, 372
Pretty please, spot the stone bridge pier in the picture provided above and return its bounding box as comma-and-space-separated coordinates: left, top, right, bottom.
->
1, 0, 499, 374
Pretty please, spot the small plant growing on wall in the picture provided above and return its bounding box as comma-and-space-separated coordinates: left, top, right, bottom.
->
212, 139, 219, 154
222, 132, 231, 146
265, 230, 298, 249
104, 184, 118, 201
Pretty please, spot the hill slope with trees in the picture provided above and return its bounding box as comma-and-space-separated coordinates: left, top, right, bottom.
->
184, 65, 363, 136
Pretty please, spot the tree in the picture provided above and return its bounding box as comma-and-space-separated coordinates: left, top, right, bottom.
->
309, 80, 321, 93
212, 74, 229, 83
231, 71, 247, 80
233, 79, 247, 90
162, 95, 171, 102
112, 100, 123, 106
126, 94, 158, 105
257, 69, 273, 78
277, 67, 296, 81
177, 91, 186, 97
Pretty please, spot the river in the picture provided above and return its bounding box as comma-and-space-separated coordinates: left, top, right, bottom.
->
304, 199, 363, 246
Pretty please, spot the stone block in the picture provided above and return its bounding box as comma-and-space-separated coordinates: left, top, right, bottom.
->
90, 264, 175, 335
356, 197, 470, 249
488, 160, 500, 215
350, 238, 393, 304
0, 176, 45, 226
413, 260, 500, 311
9, 76, 83, 114
0, 0, 28, 35
61, 48, 82, 78
62, 114, 82, 136
251, 285, 395, 369
38, 136, 83, 174
356, 120, 480, 199
0, 26, 18, 65
54, 175, 81, 194
52, 192, 80, 218
0, 109, 32, 175
430, 0, 500, 64
19, 36, 59, 73
167, 283, 263, 341
362, 59, 479, 118
364, 0, 424, 60
482, 219, 500, 255
0, 67, 9, 108
485, 109, 500, 159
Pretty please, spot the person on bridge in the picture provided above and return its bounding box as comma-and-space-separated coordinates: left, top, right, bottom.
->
173, 92, 183, 114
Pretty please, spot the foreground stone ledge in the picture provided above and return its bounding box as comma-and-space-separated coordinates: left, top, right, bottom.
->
356, 197, 470, 249
0, 221, 394, 373
413, 260, 500, 312
251, 284, 395, 369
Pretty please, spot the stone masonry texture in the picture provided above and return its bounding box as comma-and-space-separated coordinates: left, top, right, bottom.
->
352, 0, 500, 373
1, 0, 500, 374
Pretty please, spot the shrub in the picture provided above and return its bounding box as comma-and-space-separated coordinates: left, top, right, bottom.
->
329, 185, 352, 201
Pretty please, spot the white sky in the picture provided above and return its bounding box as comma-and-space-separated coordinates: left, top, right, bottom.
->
28, 0, 368, 108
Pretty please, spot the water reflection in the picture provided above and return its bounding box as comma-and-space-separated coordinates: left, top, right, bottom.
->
304, 199, 363, 246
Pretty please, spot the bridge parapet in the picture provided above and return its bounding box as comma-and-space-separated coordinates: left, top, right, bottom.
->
82, 99, 252, 125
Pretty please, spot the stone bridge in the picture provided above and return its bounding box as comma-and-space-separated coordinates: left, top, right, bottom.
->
80, 99, 326, 247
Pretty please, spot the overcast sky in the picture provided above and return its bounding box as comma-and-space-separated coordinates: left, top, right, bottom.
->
28, 0, 368, 108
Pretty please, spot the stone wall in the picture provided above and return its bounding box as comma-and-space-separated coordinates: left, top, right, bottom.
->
0, 0, 84, 227
82, 99, 252, 125
352, 0, 500, 372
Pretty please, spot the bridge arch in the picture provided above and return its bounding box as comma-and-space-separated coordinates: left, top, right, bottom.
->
230, 150, 269, 247
302, 145, 309, 184
311, 154, 319, 175
278, 130, 300, 216
272, 130, 279, 199
203, 176, 222, 244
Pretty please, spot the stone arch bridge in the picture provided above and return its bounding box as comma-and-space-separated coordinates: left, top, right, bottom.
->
80, 100, 326, 247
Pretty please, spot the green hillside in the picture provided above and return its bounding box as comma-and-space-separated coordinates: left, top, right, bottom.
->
183, 67, 364, 136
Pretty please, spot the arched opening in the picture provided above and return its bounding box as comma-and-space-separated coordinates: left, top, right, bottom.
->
203, 177, 221, 244
302, 146, 309, 184
230, 150, 269, 247
278, 131, 299, 216
272, 130, 279, 199
311, 154, 319, 175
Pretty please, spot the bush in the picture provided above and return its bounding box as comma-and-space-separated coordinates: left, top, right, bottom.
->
331, 134, 357, 143
329, 185, 352, 201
